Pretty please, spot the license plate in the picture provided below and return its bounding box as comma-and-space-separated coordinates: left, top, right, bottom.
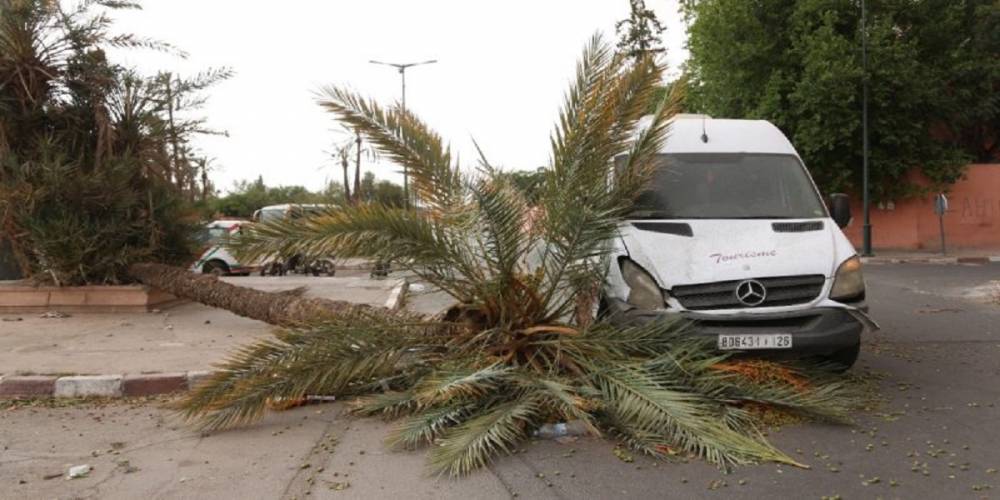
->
717, 334, 793, 350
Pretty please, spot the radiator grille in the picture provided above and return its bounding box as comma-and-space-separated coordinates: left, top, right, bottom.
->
671, 275, 825, 310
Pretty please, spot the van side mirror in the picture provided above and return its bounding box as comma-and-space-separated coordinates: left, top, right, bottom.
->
829, 193, 852, 228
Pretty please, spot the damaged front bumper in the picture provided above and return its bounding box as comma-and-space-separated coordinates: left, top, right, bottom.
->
603, 298, 878, 357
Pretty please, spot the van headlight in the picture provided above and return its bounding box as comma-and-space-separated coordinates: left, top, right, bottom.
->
830, 256, 865, 301
620, 259, 666, 310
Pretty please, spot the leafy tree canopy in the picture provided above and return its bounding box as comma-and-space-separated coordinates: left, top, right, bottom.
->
683, 0, 1000, 200
616, 0, 667, 62
207, 174, 404, 219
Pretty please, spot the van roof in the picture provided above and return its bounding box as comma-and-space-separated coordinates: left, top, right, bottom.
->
256, 204, 333, 211
206, 219, 244, 228
640, 116, 800, 157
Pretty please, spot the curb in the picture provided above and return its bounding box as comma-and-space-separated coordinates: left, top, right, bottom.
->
0, 371, 212, 399
385, 278, 410, 311
861, 255, 1000, 265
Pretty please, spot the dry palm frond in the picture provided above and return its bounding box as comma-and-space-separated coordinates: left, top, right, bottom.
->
178, 34, 863, 476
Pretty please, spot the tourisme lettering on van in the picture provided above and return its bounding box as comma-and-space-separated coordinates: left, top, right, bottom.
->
708, 250, 778, 264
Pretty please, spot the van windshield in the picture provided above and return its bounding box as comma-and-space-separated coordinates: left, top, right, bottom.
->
627, 153, 827, 219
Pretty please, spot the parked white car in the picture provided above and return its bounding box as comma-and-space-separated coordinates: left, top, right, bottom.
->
603, 116, 877, 369
190, 220, 256, 276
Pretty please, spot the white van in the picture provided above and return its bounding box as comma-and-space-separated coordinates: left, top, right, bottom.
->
252, 204, 332, 224
603, 116, 876, 369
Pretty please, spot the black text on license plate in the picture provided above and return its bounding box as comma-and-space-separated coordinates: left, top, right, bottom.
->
717, 334, 793, 350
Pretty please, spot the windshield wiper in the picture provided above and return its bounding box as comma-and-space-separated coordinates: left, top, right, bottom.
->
726, 215, 801, 219
627, 211, 676, 219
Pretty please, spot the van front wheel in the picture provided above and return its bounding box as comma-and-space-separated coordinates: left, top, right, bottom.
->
825, 342, 860, 372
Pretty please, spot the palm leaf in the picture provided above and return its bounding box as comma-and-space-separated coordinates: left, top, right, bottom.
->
592, 362, 800, 468
429, 393, 541, 476
177, 321, 416, 431
316, 86, 464, 212
385, 401, 474, 450
411, 364, 512, 406
535, 39, 681, 320
230, 203, 483, 300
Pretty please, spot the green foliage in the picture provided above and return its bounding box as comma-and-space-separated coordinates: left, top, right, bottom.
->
616, 0, 667, 62
492, 167, 546, 206
357, 171, 405, 207
178, 35, 862, 476
0, 0, 201, 285
683, 0, 1000, 199
207, 176, 343, 219
206, 173, 404, 219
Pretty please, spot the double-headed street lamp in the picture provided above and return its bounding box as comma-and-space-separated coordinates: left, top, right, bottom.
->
369, 59, 438, 209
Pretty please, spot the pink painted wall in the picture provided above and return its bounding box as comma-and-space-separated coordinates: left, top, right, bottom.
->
842, 164, 1000, 251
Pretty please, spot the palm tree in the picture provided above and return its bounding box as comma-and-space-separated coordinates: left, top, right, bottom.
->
171, 35, 860, 476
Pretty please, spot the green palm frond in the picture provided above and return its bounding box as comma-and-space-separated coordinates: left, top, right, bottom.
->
428, 393, 541, 476
469, 177, 533, 284
230, 203, 483, 300
535, 38, 682, 320
177, 319, 422, 431
711, 364, 865, 423
316, 86, 464, 212
385, 401, 474, 450
352, 390, 420, 418
592, 363, 799, 468
516, 375, 603, 437
411, 364, 512, 406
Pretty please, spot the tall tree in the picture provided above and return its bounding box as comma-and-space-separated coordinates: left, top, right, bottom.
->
616, 0, 667, 62
683, 0, 1000, 200
0, 0, 206, 285
157, 68, 233, 199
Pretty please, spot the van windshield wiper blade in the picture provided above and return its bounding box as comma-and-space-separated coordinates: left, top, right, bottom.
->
728, 215, 800, 219
627, 212, 676, 219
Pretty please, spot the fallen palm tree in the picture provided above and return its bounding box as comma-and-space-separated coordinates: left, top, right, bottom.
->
142, 36, 862, 476
128, 262, 412, 326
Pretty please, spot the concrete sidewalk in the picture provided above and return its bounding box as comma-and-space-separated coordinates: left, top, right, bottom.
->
0, 399, 512, 500
861, 249, 1000, 265
0, 273, 404, 379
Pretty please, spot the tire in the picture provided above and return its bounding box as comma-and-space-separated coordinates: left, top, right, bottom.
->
202, 260, 229, 276
317, 260, 336, 277
825, 342, 860, 372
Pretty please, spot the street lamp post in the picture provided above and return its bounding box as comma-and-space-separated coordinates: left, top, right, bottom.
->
369, 59, 438, 209
861, 0, 873, 256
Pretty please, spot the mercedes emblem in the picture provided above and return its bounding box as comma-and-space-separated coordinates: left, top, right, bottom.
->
734, 279, 767, 307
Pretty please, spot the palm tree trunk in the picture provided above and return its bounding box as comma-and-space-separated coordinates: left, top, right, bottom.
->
129, 263, 417, 327
341, 156, 352, 203
353, 130, 362, 205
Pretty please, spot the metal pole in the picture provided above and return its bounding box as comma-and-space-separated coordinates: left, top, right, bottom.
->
370, 59, 435, 209
939, 213, 946, 255
861, 0, 873, 256
400, 67, 409, 209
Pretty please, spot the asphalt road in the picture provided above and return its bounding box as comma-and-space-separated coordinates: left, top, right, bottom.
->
2, 263, 999, 499
478, 263, 1000, 499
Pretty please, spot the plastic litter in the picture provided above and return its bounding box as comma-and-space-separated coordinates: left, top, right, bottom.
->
534, 422, 569, 439
66, 464, 91, 479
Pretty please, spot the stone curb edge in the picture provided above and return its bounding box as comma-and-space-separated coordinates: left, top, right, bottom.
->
861, 255, 1000, 265
384, 278, 410, 310
0, 371, 213, 399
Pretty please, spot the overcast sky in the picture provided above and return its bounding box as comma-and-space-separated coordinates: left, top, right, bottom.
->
111, 1, 688, 192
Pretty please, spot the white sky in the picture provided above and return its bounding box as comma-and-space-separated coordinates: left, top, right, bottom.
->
111, 1, 688, 192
